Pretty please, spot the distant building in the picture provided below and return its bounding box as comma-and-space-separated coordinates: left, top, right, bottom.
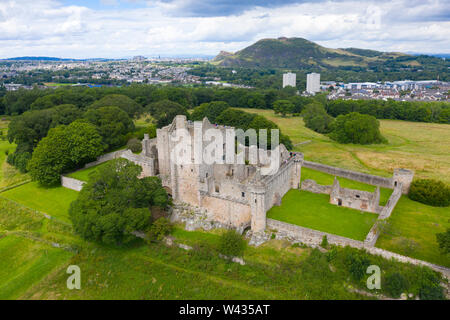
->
306, 73, 320, 94
283, 72, 296, 88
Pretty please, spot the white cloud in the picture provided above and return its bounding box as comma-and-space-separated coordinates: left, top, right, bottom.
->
0, 0, 448, 58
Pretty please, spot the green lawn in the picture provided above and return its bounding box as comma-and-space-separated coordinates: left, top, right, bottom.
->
67, 161, 111, 182
267, 189, 378, 241
0, 235, 73, 299
301, 167, 393, 206
0, 182, 79, 223
376, 196, 450, 267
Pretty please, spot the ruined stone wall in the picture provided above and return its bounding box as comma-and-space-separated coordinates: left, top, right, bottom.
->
201, 194, 251, 229
379, 185, 402, 219
303, 160, 393, 188
61, 176, 85, 191
121, 150, 155, 177
262, 160, 296, 212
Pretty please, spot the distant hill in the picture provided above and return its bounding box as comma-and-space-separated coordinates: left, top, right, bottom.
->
212, 37, 439, 69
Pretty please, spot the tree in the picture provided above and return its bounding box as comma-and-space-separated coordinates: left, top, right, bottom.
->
84, 106, 135, 150
28, 121, 104, 186
146, 99, 188, 128
218, 230, 246, 257
273, 100, 294, 116
127, 138, 142, 153
89, 94, 142, 118
409, 179, 450, 207
301, 103, 334, 133
69, 159, 169, 245
190, 101, 230, 123
329, 112, 386, 144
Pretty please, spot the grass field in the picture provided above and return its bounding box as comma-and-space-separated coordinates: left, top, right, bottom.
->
376, 196, 450, 267
241, 108, 450, 183
67, 161, 111, 182
301, 167, 393, 206
1, 182, 79, 223
267, 189, 378, 241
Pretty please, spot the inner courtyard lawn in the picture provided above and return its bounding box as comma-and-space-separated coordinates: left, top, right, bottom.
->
267, 189, 378, 241
0, 182, 79, 223
301, 167, 393, 206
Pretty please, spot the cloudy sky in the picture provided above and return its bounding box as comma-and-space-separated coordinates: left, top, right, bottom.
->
0, 0, 449, 58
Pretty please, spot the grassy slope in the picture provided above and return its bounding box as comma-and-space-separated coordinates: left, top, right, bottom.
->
241, 109, 450, 184
376, 196, 450, 267
267, 189, 378, 241
0, 235, 72, 299
1, 182, 79, 223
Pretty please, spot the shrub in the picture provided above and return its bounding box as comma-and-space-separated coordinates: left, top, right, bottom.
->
218, 229, 247, 257
146, 217, 173, 242
344, 250, 371, 281
384, 272, 409, 298
320, 235, 328, 249
436, 228, 450, 254
127, 138, 142, 153
409, 179, 450, 207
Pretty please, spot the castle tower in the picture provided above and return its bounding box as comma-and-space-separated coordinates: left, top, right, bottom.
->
249, 184, 267, 233
393, 168, 414, 194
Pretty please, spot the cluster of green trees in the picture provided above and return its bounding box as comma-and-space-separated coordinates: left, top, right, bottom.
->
326, 99, 450, 124
301, 103, 386, 144
69, 159, 170, 245
6, 99, 140, 181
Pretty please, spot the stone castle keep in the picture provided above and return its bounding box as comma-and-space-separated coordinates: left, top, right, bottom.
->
125, 115, 303, 233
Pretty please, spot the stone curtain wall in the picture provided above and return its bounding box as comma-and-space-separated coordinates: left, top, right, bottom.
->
61, 149, 127, 191
303, 160, 393, 189
60, 176, 85, 191
364, 184, 404, 246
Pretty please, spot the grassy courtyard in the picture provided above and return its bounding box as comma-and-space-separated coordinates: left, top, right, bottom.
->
0, 182, 79, 223
267, 189, 378, 241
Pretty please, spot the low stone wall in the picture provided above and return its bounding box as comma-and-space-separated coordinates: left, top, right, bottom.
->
379, 186, 402, 219
303, 160, 393, 189
83, 149, 127, 169
266, 218, 364, 248
60, 176, 85, 191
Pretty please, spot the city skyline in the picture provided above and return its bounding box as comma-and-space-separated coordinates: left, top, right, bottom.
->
0, 0, 449, 59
